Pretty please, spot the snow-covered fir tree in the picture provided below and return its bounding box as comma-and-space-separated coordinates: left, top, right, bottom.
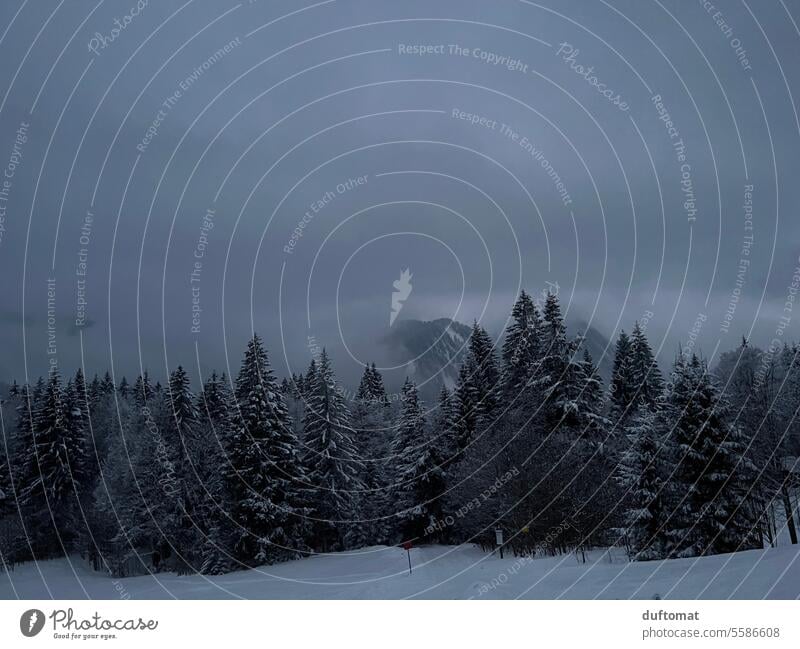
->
166, 366, 197, 437
12, 383, 37, 505
92, 417, 148, 576
368, 363, 388, 406
228, 334, 309, 565
618, 405, 668, 560
453, 355, 479, 452
93, 398, 179, 576
351, 363, 393, 546
163, 365, 203, 573
453, 322, 500, 451
664, 354, 760, 558
26, 370, 86, 553
62, 379, 90, 495
132, 371, 155, 409
608, 330, 637, 428
467, 322, 501, 421
303, 349, 363, 551
579, 348, 607, 428
538, 293, 573, 432
195, 372, 236, 575
559, 345, 609, 445
100, 372, 115, 398
118, 376, 130, 400
501, 290, 541, 398
393, 378, 446, 541
356, 363, 388, 407
355, 364, 375, 403
630, 322, 664, 409
88, 374, 102, 407
0, 457, 9, 516
432, 385, 458, 461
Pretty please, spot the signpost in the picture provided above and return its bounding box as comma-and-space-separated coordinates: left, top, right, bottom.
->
402, 541, 413, 574
495, 528, 504, 559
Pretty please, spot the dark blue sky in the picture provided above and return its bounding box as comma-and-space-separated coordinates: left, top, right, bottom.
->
0, 0, 798, 392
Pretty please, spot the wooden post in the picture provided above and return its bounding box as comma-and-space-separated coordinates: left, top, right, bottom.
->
402, 540, 413, 574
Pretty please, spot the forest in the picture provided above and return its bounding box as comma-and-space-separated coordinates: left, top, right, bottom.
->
1, 291, 798, 577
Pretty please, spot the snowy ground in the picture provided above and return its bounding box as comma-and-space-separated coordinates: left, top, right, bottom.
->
2, 544, 799, 599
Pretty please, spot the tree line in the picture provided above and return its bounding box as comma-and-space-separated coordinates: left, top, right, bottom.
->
1, 291, 799, 576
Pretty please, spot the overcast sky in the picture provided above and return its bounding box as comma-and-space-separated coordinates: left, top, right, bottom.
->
0, 0, 798, 391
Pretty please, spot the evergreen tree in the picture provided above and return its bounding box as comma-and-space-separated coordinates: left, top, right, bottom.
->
432, 385, 458, 460
561, 346, 608, 444
293, 373, 306, 397
501, 290, 541, 398
85, 370, 117, 469
469, 322, 501, 420
351, 364, 393, 546
93, 399, 179, 576
630, 322, 664, 408
554, 341, 588, 431
664, 355, 759, 558
228, 334, 309, 565
0, 456, 10, 517
3, 386, 33, 565
303, 349, 363, 551
62, 380, 90, 496
368, 363, 388, 406
0, 452, 19, 568
355, 365, 374, 403
100, 372, 115, 397
541, 292, 568, 351
393, 379, 446, 541
88, 374, 102, 407
92, 419, 142, 576
715, 339, 778, 546
774, 343, 800, 543
25, 370, 83, 554
72, 369, 89, 414
163, 365, 202, 573
354, 363, 389, 410
12, 384, 37, 504
538, 293, 572, 432
0, 455, 9, 508
453, 356, 479, 452
580, 348, 606, 415
305, 359, 318, 392
118, 376, 130, 400
72, 367, 101, 498
167, 366, 197, 435
195, 372, 236, 574
133, 372, 154, 408
0, 454, 21, 567
618, 406, 668, 560
609, 330, 637, 428
453, 323, 500, 451
199, 372, 234, 439
543, 340, 615, 553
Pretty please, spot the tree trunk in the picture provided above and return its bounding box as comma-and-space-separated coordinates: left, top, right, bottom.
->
769, 505, 778, 547
781, 486, 798, 545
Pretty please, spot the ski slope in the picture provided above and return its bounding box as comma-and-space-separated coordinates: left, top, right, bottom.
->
2, 544, 799, 599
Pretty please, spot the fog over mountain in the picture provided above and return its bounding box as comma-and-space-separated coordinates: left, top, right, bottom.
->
380, 316, 614, 401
